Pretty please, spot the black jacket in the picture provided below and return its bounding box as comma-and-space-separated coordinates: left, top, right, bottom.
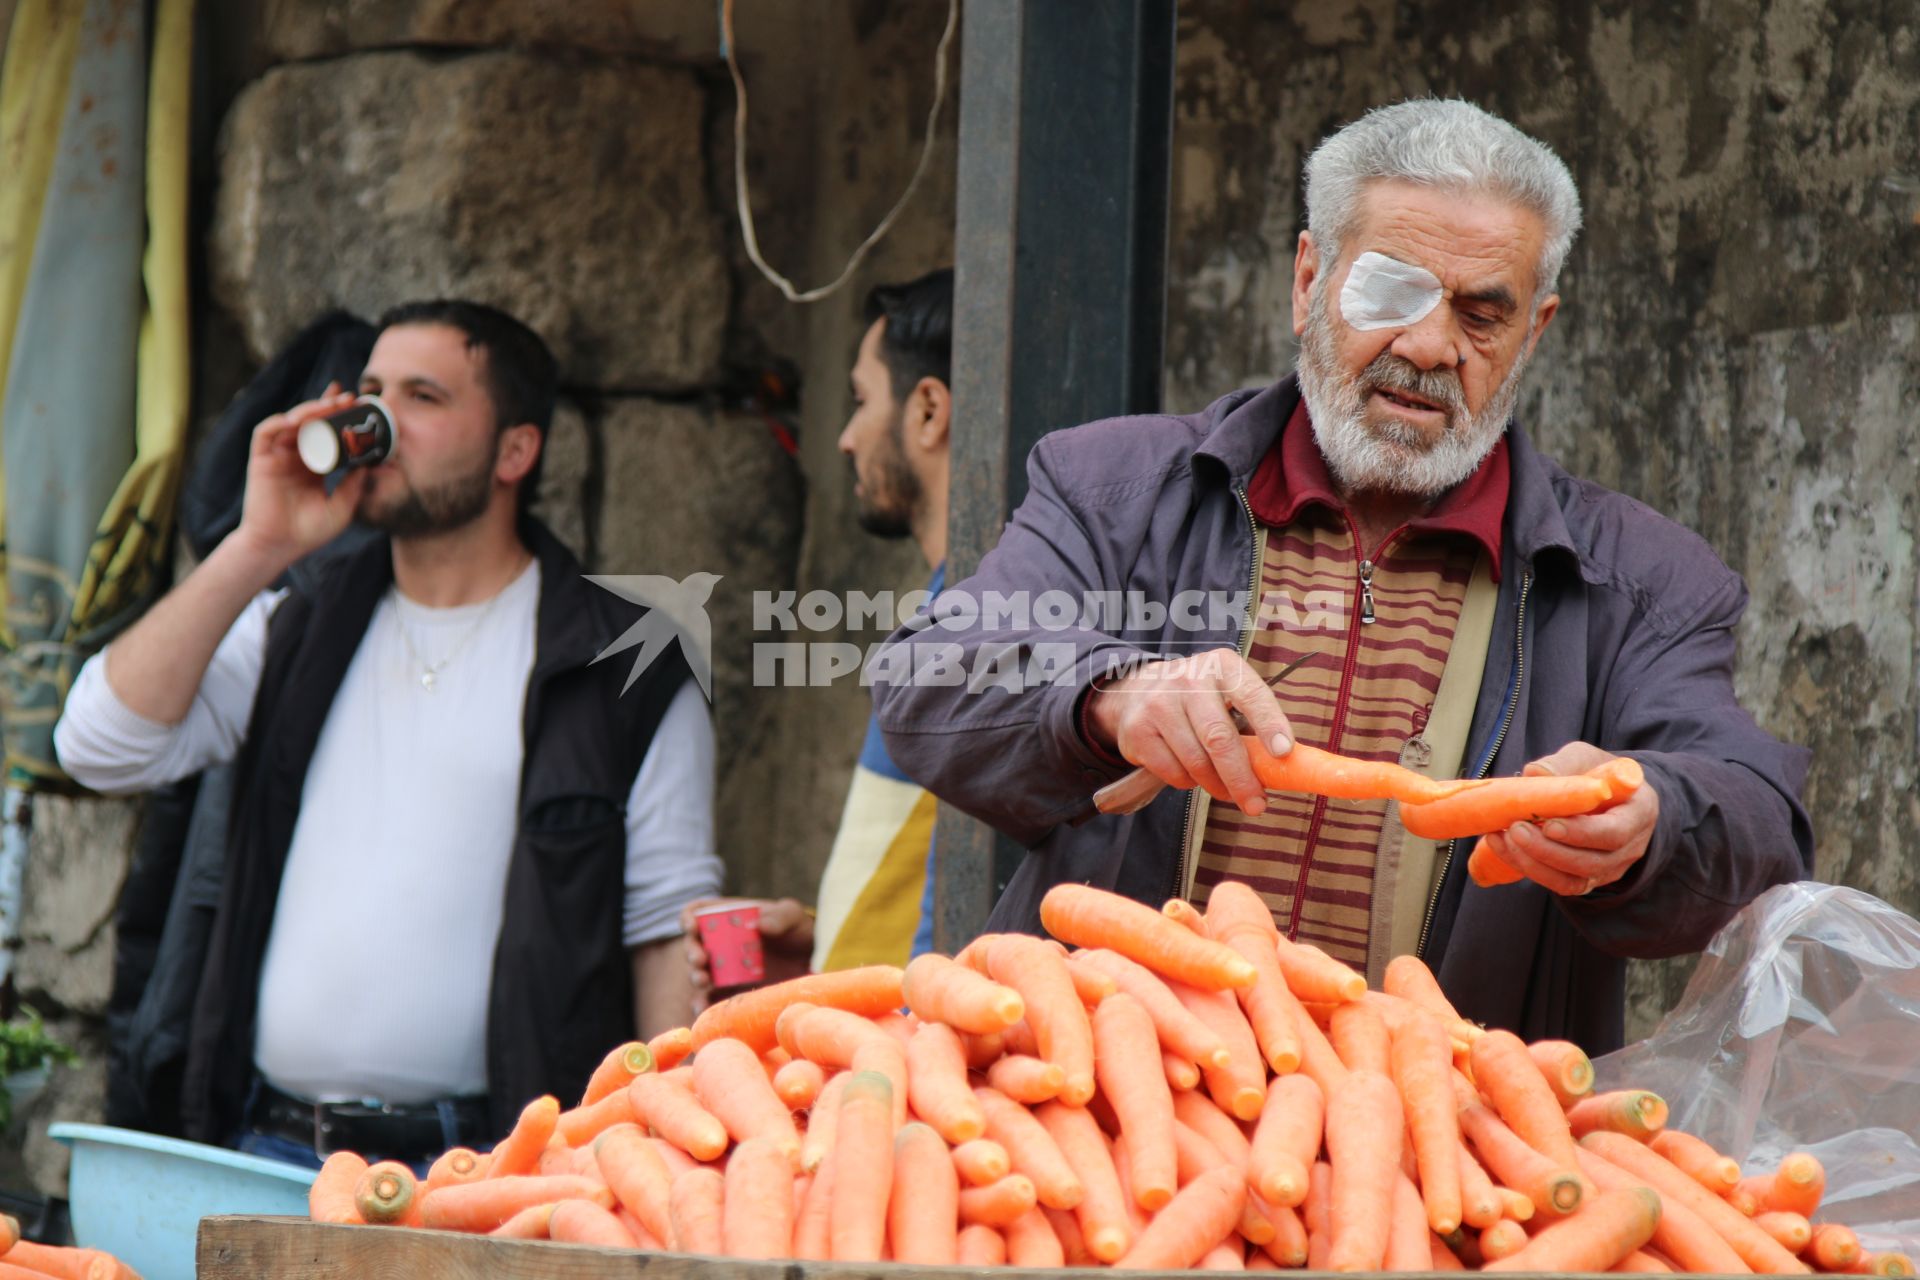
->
180, 519, 692, 1141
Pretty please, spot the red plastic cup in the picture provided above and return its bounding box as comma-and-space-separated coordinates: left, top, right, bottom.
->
694, 902, 766, 990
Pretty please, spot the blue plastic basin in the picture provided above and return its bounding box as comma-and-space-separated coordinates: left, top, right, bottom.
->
50, 1122, 317, 1280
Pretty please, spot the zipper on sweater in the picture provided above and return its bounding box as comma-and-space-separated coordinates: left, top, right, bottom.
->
1416, 568, 1532, 960
1172, 486, 1262, 904
1284, 516, 1401, 940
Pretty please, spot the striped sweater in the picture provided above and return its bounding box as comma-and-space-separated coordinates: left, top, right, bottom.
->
1193, 402, 1508, 968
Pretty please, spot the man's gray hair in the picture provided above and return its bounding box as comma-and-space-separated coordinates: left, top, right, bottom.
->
1304, 99, 1583, 301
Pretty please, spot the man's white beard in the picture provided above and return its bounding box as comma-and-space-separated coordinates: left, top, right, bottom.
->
1296, 282, 1530, 498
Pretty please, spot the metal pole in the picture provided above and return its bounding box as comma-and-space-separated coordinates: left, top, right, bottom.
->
936, 0, 1175, 951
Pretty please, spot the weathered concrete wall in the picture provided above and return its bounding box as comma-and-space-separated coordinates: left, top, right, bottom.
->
1170, 0, 1920, 1037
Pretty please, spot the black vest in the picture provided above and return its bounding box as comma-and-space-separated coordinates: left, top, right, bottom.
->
180, 520, 693, 1141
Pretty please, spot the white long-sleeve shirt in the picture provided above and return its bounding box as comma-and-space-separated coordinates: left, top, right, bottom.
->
54, 559, 722, 1102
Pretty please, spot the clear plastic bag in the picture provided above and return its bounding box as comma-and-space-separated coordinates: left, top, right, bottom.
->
1593, 881, 1920, 1252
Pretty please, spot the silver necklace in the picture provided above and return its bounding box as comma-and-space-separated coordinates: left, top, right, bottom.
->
394, 581, 514, 692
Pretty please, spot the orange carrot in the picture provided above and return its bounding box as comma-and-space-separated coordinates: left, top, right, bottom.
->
1618, 1249, 1677, 1273
953, 1137, 1012, 1186
309, 1150, 369, 1224
1431, 1233, 1469, 1271
1527, 1039, 1596, 1107
776, 1001, 894, 1066
1650, 1129, 1742, 1193
668, 1166, 725, 1254
1325, 1069, 1405, 1271
960, 1029, 1007, 1069
550, 1198, 641, 1248
425, 1147, 488, 1193
1481, 1218, 1532, 1262
986, 1053, 1067, 1104
1036, 1100, 1132, 1262
648, 1026, 694, 1071
959, 1173, 1040, 1227
1459, 1101, 1584, 1216
957, 1222, 1007, 1266
1117, 1163, 1247, 1270
1472, 1028, 1585, 1176
1040, 883, 1257, 991
354, 1161, 422, 1227
422, 1175, 613, 1232
1581, 1130, 1811, 1273
1254, 1192, 1310, 1266
1484, 1185, 1663, 1273
1754, 1211, 1813, 1253
582, 1041, 656, 1107
850, 1035, 909, 1132
1329, 1000, 1392, 1074
1068, 957, 1119, 1006
902, 952, 1024, 1032
773, 1056, 826, 1110
1457, 1140, 1505, 1230
690, 964, 905, 1053
719, 1136, 795, 1258
1468, 835, 1527, 886
886, 1122, 959, 1264
1173, 1087, 1253, 1165
800, 1071, 847, 1173
974, 1083, 1084, 1210
629, 1072, 730, 1162
490, 1095, 562, 1176
1809, 1223, 1862, 1272
1200, 1239, 1248, 1270
1304, 1160, 1334, 1271
1093, 991, 1178, 1210
1165, 1049, 1202, 1091
692, 1036, 802, 1163
1765, 1153, 1826, 1217
1072, 947, 1230, 1067
904, 1021, 987, 1143
1175, 980, 1267, 1120
986, 933, 1097, 1105
1006, 1204, 1068, 1268
792, 1149, 835, 1260
1383, 953, 1467, 1023
872, 1009, 918, 1048
3, 1242, 134, 1280
1205, 881, 1306, 1073
1241, 735, 1484, 804
1272, 935, 1366, 1005
1392, 1014, 1464, 1234
487, 1203, 556, 1239
1874, 1254, 1920, 1278
1290, 998, 1352, 1098
593, 1122, 674, 1244
556, 1087, 636, 1147
1401, 764, 1632, 840
1173, 1120, 1272, 1248
1047, 1203, 1097, 1267
1164, 897, 1211, 935
829, 1070, 895, 1261
1386, 1173, 1435, 1271
1576, 1145, 1752, 1275
1248, 1072, 1322, 1209
1570, 1089, 1671, 1140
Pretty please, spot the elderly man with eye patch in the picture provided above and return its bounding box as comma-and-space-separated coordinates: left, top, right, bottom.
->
871, 99, 1812, 1054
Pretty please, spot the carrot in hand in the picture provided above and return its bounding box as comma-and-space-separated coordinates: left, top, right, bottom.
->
1040, 883, 1256, 991
1468, 835, 1526, 886
1241, 735, 1484, 805
1400, 760, 1638, 841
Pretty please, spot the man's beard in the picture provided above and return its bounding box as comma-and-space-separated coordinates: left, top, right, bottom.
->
1296, 280, 1530, 498
853, 412, 923, 540
357, 451, 496, 538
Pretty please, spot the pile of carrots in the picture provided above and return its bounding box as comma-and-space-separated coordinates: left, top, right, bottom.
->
0, 1213, 139, 1279
309, 881, 1908, 1273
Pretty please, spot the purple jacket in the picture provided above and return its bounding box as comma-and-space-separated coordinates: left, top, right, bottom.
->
872, 376, 1812, 1053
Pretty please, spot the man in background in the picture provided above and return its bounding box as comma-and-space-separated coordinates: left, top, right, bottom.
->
682, 268, 951, 1002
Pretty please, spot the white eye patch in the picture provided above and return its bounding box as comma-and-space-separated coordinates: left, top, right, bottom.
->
1338, 252, 1444, 331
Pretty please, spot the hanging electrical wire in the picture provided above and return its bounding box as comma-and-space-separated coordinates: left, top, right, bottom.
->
722, 0, 960, 304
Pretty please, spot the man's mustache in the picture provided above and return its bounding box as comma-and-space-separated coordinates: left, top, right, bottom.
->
1358, 352, 1467, 420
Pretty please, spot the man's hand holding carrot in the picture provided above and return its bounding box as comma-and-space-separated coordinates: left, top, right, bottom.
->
1082, 648, 1297, 818
1483, 742, 1661, 898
